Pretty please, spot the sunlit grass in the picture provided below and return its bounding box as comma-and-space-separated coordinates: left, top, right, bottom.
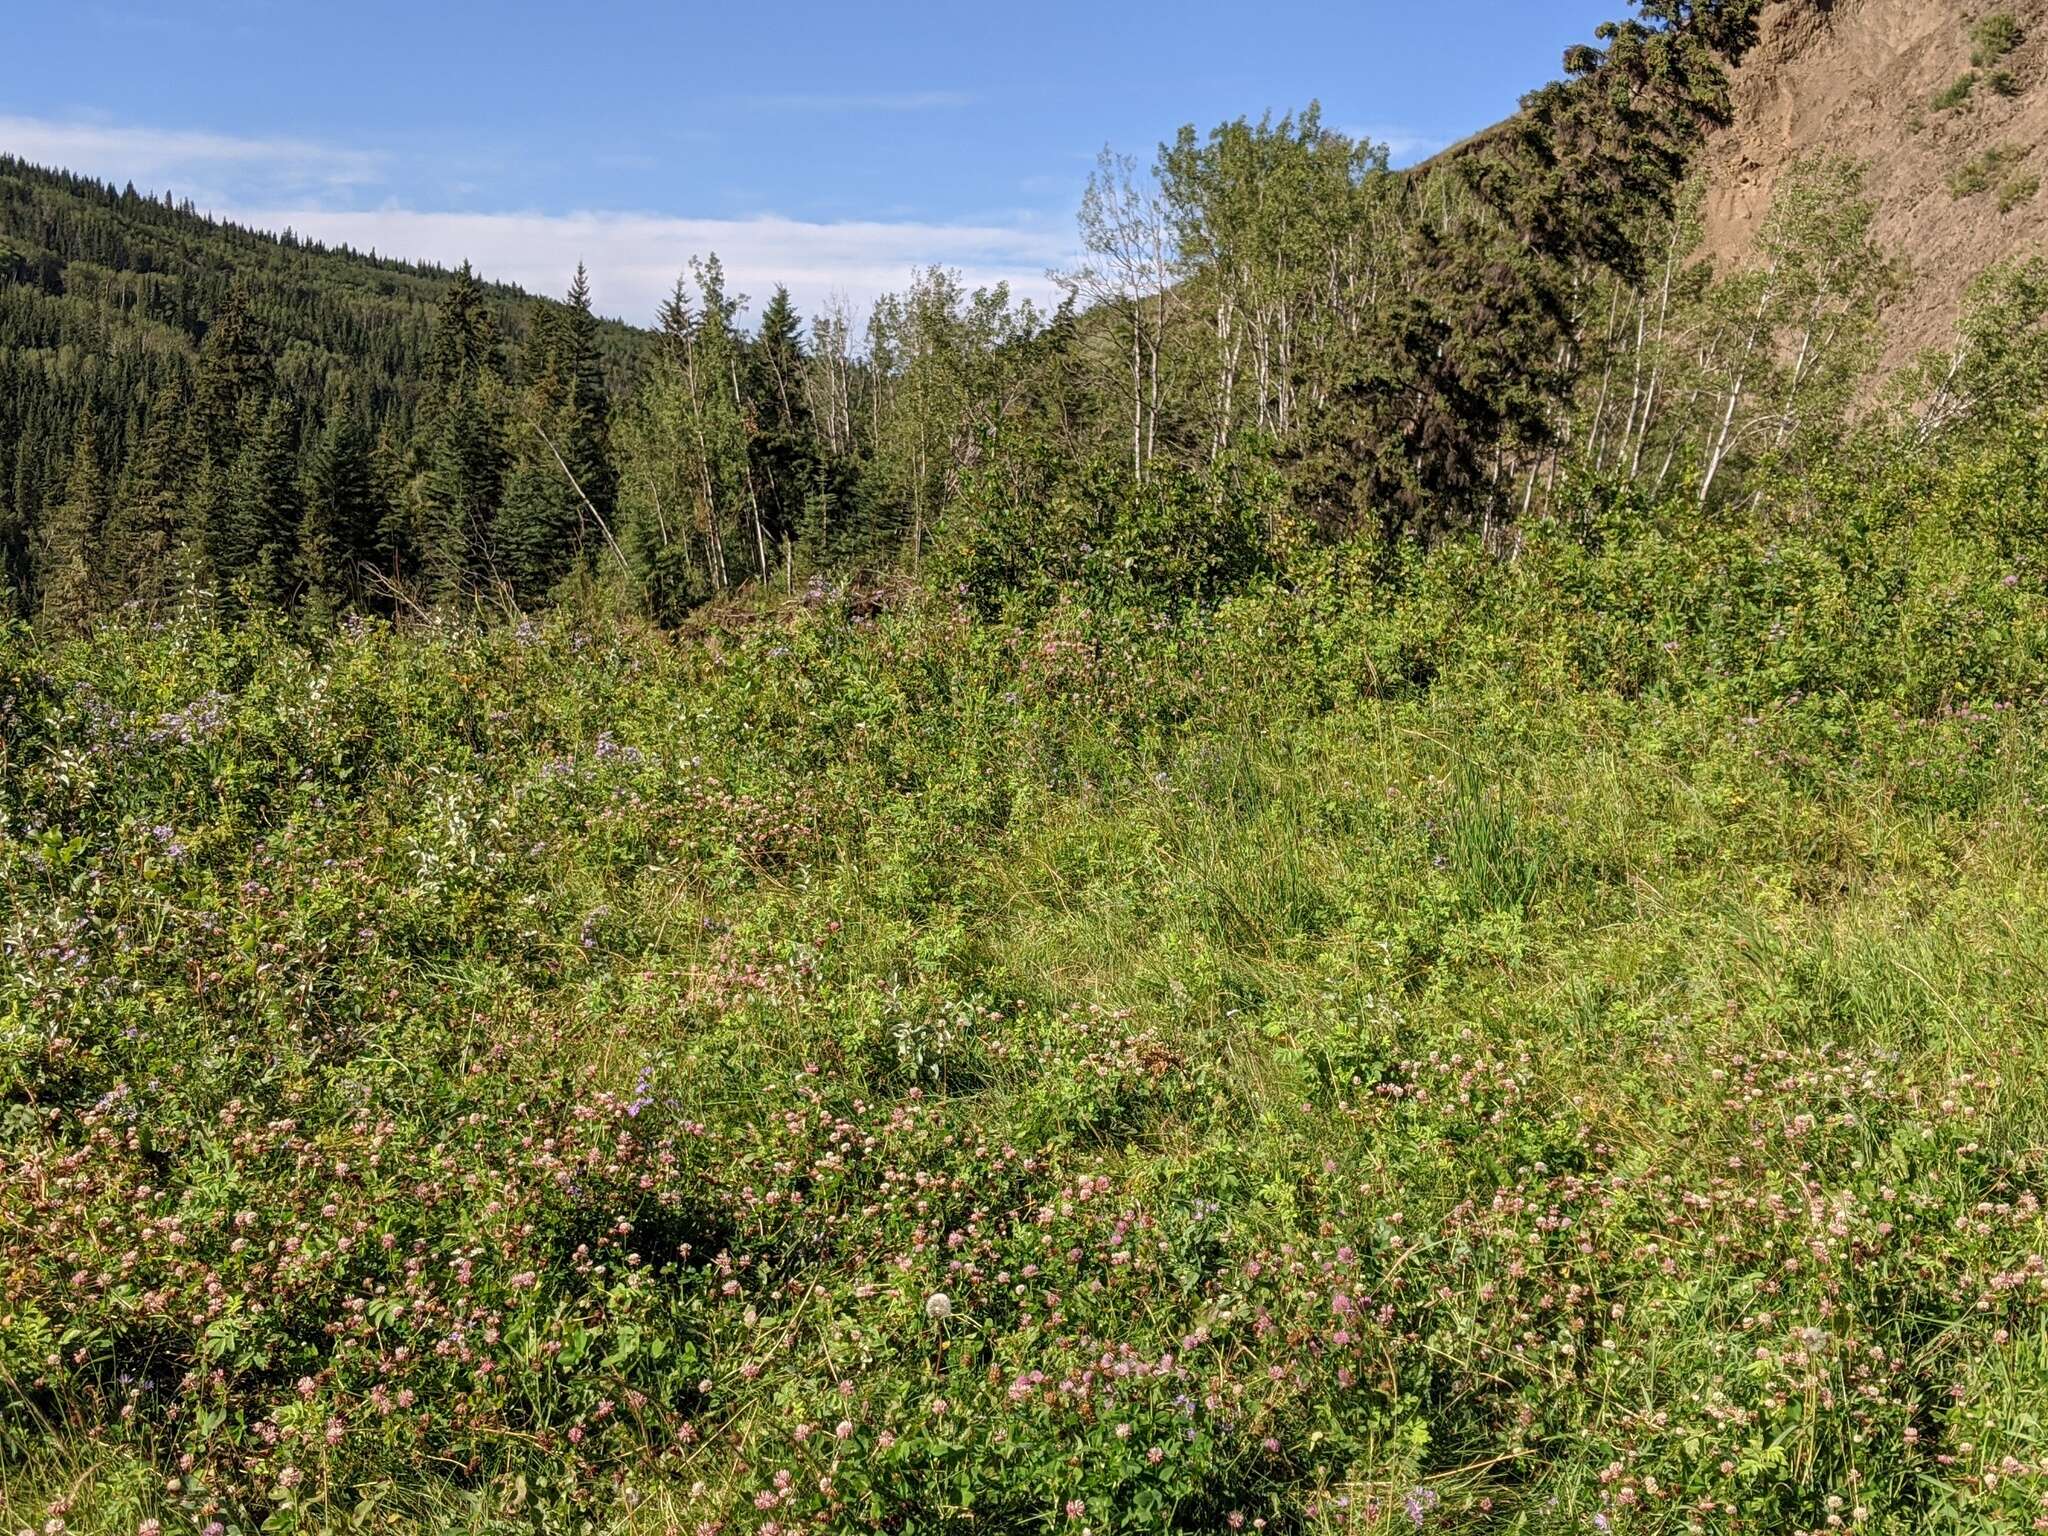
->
7, 434, 2048, 1531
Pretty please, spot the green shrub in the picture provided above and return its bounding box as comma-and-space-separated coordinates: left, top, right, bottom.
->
1934, 70, 1979, 109
935, 444, 1282, 616
1999, 172, 2041, 211
1951, 142, 2029, 196
1971, 11, 2025, 66
1987, 66, 2024, 96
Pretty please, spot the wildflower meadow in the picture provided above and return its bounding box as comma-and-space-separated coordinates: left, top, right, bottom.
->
6, 429, 2048, 1532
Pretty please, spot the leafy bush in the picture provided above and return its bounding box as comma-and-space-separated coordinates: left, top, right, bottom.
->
935, 445, 1282, 616
1933, 71, 1979, 109
1971, 10, 2025, 66
7, 421, 2048, 1532
1950, 142, 2029, 196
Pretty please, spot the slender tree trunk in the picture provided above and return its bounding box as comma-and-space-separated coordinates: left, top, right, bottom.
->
1916, 338, 1970, 445
1148, 227, 1166, 463
1771, 273, 1847, 453
1213, 295, 1242, 462
1630, 228, 1680, 481
1585, 283, 1623, 472
1617, 290, 1647, 476
727, 354, 770, 583
1700, 271, 1777, 506
1130, 304, 1143, 480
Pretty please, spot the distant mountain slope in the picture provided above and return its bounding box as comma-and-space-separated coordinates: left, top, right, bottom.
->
0, 155, 651, 600
1700, 0, 2047, 369
0, 154, 646, 485
0, 155, 650, 390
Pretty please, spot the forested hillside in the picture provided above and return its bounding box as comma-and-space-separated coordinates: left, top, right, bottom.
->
0, 158, 647, 619
18, 0, 2043, 637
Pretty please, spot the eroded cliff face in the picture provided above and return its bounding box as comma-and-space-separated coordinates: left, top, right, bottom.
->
1701, 0, 2047, 369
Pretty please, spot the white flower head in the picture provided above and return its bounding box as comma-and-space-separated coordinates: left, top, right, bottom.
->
924, 1291, 953, 1321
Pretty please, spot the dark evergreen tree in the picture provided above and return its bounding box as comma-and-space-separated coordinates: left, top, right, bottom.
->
188, 286, 270, 469
182, 289, 278, 597
223, 397, 304, 609
418, 387, 504, 604
558, 263, 616, 521
1469, 1, 1764, 286
184, 459, 234, 606
496, 353, 581, 603
101, 388, 196, 610
37, 412, 107, 632
750, 286, 809, 437
0, 476, 23, 620
371, 424, 415, 591
427, 262, 503, 384
414, 265, 508, 603
1290, 0, 1767, 541
1289, 224, 1558, 544
300, 393, 388, 615
491, 269, 622, 601
745, 286, 820, 574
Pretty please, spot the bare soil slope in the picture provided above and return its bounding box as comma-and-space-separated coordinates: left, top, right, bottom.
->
1701, 0, 2048, 370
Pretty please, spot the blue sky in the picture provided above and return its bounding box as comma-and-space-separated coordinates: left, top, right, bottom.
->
4, 1, 1618, 323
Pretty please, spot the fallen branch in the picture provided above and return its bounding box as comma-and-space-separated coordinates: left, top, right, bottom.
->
528, 413, 635, 584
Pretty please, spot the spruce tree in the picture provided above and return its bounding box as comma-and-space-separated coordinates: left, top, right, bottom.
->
300, 395, 388, 616
224, 397, 304, 609
496, 354, 581, 603
616, 276, 712, 621
186, 458, 234, 607
746, 286, 820, 575
488, 271, 618, 604
189, 287, 270, 469
0, 477, 24, 622
427, 262, 501, 383
37, 413, 107, 632
418, 383, 503, 604
186, 289, 274, 593
1471, 1, 1764, 287
751, 285, 810, 437
372, 424, 414, 591
559, 263, 616, 521
414, 265, 508, 603
521, 298, 564, 388
101, 388, 195, 610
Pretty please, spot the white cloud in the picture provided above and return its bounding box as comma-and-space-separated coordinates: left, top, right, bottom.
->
734, 90, 976, 113
1347, 124, 1450, 166
0, 111, 1074, 325
222, 206, 1075, 325
0, 113, 383, 201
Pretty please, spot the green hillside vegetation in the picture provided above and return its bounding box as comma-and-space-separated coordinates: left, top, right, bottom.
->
8, 373, 2048, 1532
0, 160, 646, 618
10, 0, 2048, 1529
7, 1, 1783, 630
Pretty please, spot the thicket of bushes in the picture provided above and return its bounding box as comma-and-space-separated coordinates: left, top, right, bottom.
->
6, 404, 2048, 1531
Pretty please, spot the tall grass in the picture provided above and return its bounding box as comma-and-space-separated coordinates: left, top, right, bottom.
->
6, 429, 2048, 1531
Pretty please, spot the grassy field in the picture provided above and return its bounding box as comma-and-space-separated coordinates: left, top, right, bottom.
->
6, 430, 2048, 1532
